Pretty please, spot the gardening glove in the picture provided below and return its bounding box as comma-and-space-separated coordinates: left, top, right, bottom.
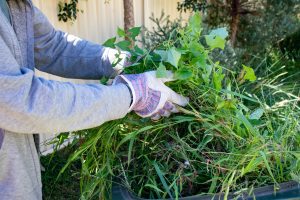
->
103, 48, 131, 75
113, 71, 189, 120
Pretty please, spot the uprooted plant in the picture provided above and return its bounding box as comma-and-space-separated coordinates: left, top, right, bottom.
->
59, 13, 300, 200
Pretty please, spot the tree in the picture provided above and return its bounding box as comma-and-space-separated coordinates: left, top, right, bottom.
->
178, 0, 300, 61
123, 0, 135, 33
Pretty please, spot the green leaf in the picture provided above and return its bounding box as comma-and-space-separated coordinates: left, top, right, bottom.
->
153, 162, 173, 199
128, 27, 141, 40
236, 110, 258, 136
242, 65, 257, 82
250, 108, 264, 120
154, 50, 168, 61
205, 35, 226, 50
259, 151, 277, 183
102, 37, 116, 48
156, 63, 168, 78
205, 28, 228, 50
115, 40, 131, 51
210, 28, 228, 39
117, 27, 126, 37
155, 48, 182, 68
174, 68, 193, 80
241, 155, 263, 176
197, 134, 213, 151
213, 65, 225, 92
188, 12, 202, 36
213, 72, 225, 92
166, 48, 182, 68
134, 45, 144, 55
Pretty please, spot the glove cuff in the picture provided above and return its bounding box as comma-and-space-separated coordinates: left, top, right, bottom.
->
113, 74, 145, 112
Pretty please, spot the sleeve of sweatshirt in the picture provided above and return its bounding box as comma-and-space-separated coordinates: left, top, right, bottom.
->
33, 6, 124, 80
0, 36, 131, 134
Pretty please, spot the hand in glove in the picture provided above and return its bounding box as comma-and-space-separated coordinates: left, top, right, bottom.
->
113, 71, 189, 120
103, 48, 131, 74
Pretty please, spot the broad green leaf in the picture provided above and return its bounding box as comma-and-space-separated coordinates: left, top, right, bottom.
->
117, 27, 126, 37
115, 40, 131, 51
128, 27, 141, 39
102, 37, 116, 48
210, 28, 228, 39
156, 63, 168, 78
205, 35, 226, 50
250, 108, 264, 120
189, 42, 205, 57
243, 65, 257, 82
205, 28, 228, 50
174, 68, 193, 80
154, 50, 168, 61
155, 48, 182, 68
166, 47, 182, 68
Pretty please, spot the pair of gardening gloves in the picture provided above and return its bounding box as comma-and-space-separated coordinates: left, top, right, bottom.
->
105, 48, 189, 120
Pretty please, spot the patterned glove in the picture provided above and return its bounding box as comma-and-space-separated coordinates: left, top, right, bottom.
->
113, 71, 189, 120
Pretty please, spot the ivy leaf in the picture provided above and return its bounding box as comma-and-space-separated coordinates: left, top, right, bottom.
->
250, 108, 264, 120
243, 65, 257, 82
210, 28, 228, 39
175, 68, 193, 80
102, 37, 116, 48
117, 27, 126, 37
156, 63, 168, 78
166, 48, 182, 68
128, 27, 141, 40
205, 28, 228, 50
205, 35, 226, 50
115, 40, 131, 51
154, 48, 182, 68
154, 50, 168, 61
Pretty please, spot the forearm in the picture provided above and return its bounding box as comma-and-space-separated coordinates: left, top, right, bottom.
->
0, 69, 131, 134
0, 37, 131, 133
34, 6, 125, 80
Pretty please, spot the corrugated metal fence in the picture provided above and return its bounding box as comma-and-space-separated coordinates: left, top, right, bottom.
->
32, 0, 190, 44
31, 0, 191, 154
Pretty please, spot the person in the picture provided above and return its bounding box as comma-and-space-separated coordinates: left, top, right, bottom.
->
0, 0, 188, 199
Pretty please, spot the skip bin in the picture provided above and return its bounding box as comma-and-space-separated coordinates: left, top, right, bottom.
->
112, 181, 300, 200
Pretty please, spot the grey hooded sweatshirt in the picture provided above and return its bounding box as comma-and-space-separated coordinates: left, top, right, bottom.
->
0, 0, 131, 199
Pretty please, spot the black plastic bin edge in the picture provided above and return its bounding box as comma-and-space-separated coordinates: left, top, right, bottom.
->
112, 181, 300, 200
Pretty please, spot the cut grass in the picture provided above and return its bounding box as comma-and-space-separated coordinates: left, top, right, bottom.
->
55, 13, 300, 200
42, 146, 81, 200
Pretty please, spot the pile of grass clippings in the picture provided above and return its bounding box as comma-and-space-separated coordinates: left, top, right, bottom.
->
60, 13, 300, 200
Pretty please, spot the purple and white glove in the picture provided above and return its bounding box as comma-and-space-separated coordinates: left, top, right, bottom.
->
113, 71, 189, 120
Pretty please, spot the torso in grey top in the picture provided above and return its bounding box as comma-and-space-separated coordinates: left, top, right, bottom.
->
0, 0, 131, 199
